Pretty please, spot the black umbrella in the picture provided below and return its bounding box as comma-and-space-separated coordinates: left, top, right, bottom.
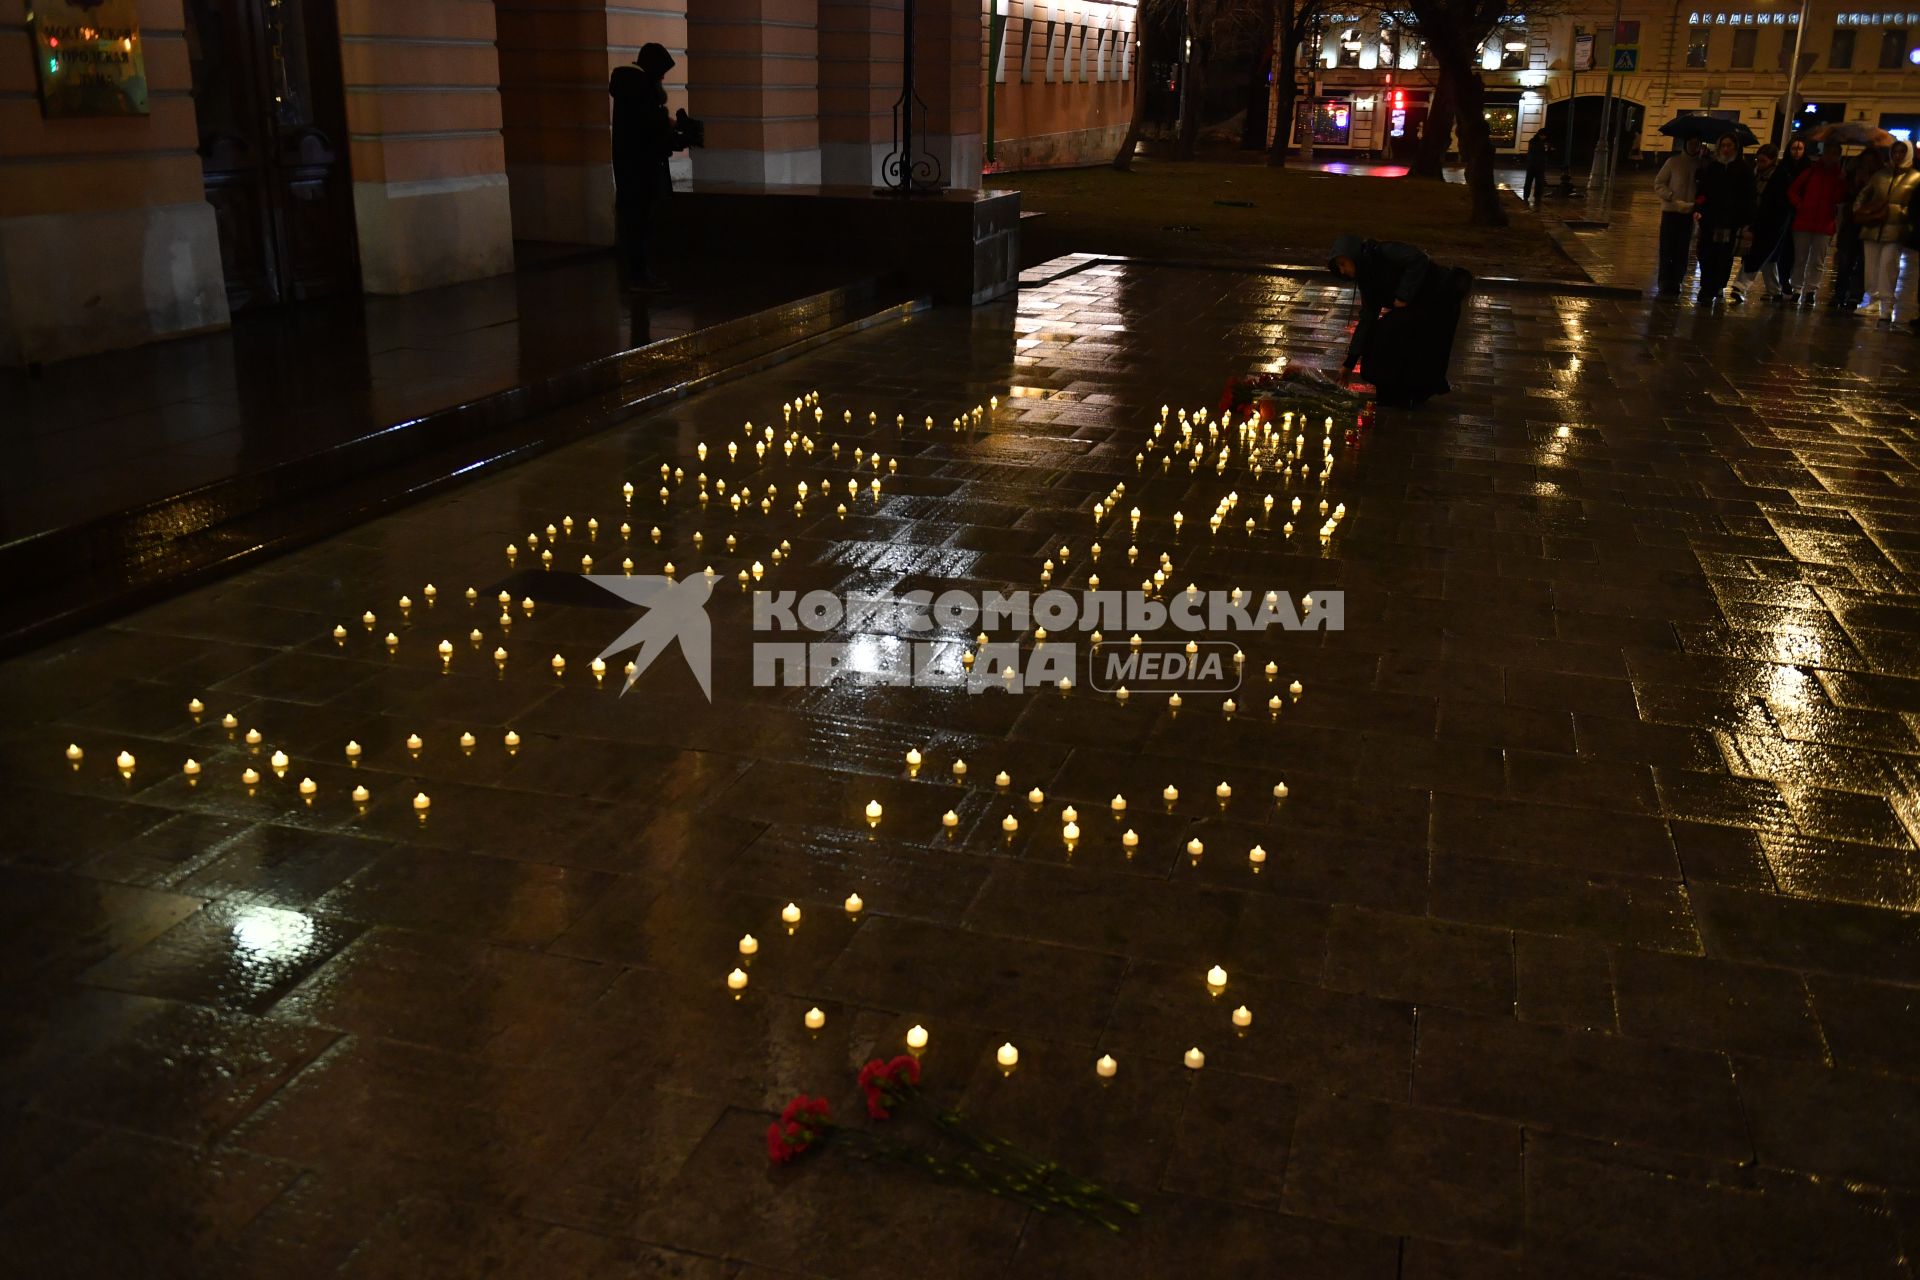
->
1659, 114, 1759, 147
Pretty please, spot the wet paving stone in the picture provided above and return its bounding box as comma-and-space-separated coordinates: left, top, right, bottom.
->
6, 255, 1920, 1270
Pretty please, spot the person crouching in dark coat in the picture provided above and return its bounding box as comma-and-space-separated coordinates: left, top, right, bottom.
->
1330, 235, 1474, 409
610, 43, 685, 292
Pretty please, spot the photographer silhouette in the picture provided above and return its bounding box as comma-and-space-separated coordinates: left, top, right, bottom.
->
610, 43, 701, 293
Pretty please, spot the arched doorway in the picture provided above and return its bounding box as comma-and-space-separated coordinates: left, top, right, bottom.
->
184, 0, 359, 311
1541, 93, 1644, 172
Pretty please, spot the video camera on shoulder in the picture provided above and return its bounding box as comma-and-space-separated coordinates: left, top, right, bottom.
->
674, 109, 705, 150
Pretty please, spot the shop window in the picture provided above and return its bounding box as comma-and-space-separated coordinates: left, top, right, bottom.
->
1484, 105, 1518, 147
1879, 27, 1908, 68
1731, 27, 1756, 68
1337, 28, 1362, 68
1687, 26, 1709, 68
1501, 29, 1529, 69
1295, 98, 1352, 145
1830, 27, 1854, 69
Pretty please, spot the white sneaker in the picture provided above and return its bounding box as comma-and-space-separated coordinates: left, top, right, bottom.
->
1858, 298, 1882, 318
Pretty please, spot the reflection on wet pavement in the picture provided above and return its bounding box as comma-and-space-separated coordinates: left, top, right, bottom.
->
3, 259, 1920, 1276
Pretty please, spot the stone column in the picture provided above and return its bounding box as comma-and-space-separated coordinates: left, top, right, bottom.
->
496, 0, 691, 246
338, 0, 514, 293
910, 0, 983, 189
0, 0, 227, 365
687, 0, 822, 184
819, 0, 900, 185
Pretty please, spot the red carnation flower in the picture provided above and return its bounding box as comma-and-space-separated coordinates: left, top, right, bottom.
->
767, 1095, 829, 1164
858, 1056, 922, 1120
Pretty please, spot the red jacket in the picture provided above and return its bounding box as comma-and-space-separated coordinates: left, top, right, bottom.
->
1788, 163, 1846, 234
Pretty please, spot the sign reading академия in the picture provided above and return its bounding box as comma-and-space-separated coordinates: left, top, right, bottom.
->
27, 0, 149, 118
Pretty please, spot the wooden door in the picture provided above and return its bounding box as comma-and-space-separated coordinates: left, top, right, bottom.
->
186, 0, 358, 310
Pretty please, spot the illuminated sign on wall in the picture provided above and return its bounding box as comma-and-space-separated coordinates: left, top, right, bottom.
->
1687, 11, 1799, 23
27, 0, 148, 117
1834, 12, 1920, 23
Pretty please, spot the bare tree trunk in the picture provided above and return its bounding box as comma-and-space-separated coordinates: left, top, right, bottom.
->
1410, 70, 1453, 179
1113, 20, 1153, 169
1267, 16, 1299, 166
1432, 43, 1504, 226
1175, 0, 1204, 159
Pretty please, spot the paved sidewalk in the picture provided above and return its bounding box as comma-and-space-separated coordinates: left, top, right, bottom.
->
3, 259, 1920, 1276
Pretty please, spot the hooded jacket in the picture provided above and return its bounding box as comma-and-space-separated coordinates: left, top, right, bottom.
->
1788, 159, 1846, 235
610, 53, 678, 201
1330, 235, 1438, 369
1859, 141, 1919, 244
1750, 156, 1794, 234
1654, 148, 1702, 214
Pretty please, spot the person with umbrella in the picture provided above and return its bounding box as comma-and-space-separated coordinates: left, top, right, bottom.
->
1834, 146, 1884, 310
1653, 137, 1707, 298
1693, 134, 1755, 306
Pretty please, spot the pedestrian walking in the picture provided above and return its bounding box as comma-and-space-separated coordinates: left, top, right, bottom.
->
1788, 144, 1846, 306
1732, 144, 1792, 302
610, 43, 690, 293
1694, 135, 1755, 306
1329, 235, 1474, 409
1832, 147, 1884, 309
1654, 139, 1706, 298
1523, 130, 1550, 206
1856, 139, 1918, 322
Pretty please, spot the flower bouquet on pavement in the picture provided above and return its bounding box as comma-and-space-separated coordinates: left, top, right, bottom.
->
766, 1055, 1140, 1232
1220, 366, 1373, 435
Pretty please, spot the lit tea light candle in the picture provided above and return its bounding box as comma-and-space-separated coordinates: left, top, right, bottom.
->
805, 1007, 826, 1030
65, 743, 84, 762
1232, 1005, 1253, 1028
1001, 813, 1019, 833
781, 902, 802, 926
952, 758, 967, 777
352, 784, 370, 804
1215, 781, 1232, 800
993, 770, 1010, 787
1289, 680, 1303, 696
1184, 1047, 1206, 1070
1115, 686, 1129, 702
270, 749, 289, 770
384, 633, 399, 648
997, 1042, 1019, 1069
1111, 794, 1126, 814
494, 646, 508, 662
1273, 781, 1289, 799
727, 968, 749, 991
905, 747, 922, 769
1026, 787, 1044, 805
470, 629, 483, 644
1187, 837, 1205, 858
865, 799, 883, 822
1162, 784, 1178, 804
188, 698, 204, 716
333, 625, 347, 640
1122, 828, 1139, 849
1248, 844, 1267, 865
505, 730, 521, 749
424, 583, 438, 600
362, 611, 376, 627
1168, 693, 1183, 710
398, 595, 412, 611
437, 640, 453, 658
942, 810, 959, 828
1063, 821, 1080, 841
1096, 1054, 1118, 1078
906, 1024, 928, 1050
844, 892, 864, 914
1268, 695, 1282, 712
1206, 965, 1228, 989
183, 758, 200, 777
412, 792, 431, 813
550, 654, 566, 674
738, 934, 758, 956
459, 732, 476, 750
1061, 805, 1078, 823
298, 777, 317, 796
404, 734, 422, 752
1222, 698, 1237, 716
242, 767, 260, 786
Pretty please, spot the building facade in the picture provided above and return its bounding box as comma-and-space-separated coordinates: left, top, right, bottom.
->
2, 0, 1125, 367
1277, 3, 1920, 160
